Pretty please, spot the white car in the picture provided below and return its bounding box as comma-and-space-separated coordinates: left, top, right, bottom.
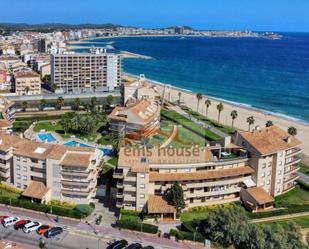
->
3, 216, 20, 227
23, 221, 41, 233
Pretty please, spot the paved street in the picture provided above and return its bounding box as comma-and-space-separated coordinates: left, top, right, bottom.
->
298, 171, 309, 184
0, 204, 207, 249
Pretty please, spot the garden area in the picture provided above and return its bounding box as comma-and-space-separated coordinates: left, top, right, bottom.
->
160, 108, 220, 141
0, 184, 94, 219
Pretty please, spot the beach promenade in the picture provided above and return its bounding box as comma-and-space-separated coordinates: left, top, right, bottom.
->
127, 75, 309, 156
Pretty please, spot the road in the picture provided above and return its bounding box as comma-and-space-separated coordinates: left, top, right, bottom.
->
298, 171, 309, 184
0, 225, 108, 249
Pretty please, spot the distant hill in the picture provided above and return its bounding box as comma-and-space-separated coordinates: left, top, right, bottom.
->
0, 23, 125, 32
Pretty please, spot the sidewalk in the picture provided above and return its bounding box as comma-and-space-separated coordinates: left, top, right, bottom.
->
251, 211, 309, 223
0, 204, 206, 249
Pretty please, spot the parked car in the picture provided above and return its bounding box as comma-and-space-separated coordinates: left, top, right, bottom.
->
44, 227, 63, 238
23, 221, 41, 233
107, 240, 128, 249
37, 225, 51, 235
0, 216, 8, 224
3, 216, 20, 227
126, 243, 143, 249
14, 220, 31, 230
143, 247, 155, 249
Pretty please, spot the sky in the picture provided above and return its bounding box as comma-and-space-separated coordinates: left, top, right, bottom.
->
1, 0, 309, 32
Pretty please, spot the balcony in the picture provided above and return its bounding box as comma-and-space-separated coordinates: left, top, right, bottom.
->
116, 201, 123, 208
283, 173, 299, 184
285, 156, 301, 166
116, 192, 124, 199
113, 169, 124, 179
285, 148, 302, 157
116, 182, 124, 189
284, 166, 299, 175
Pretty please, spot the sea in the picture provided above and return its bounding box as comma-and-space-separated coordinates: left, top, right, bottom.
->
73, 33, 309, 124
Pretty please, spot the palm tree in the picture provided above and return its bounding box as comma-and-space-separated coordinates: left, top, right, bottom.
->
216, 102, 224, 124
205, 99, 211, 119
196, 93, 203, 112
288, 126, 297, 136
39, 99, 47, 111
178, 92, 182, 105
247, 116, 255, 131
230, 110, 238, 128
71, 98, 81, 111
90, 96, 98, 113
56, 97, 64, 110
51, 84, 58, 93
60, 118, 71, 134
266, 120, 273, 127
21, 101, 28, 111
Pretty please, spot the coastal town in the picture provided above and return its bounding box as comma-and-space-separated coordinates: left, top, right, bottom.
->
0, 24, 308, 249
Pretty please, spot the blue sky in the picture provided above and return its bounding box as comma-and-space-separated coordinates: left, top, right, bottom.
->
1, 0, 309, 32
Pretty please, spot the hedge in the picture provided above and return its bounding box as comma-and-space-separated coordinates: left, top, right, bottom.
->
116, 215, 158, 234
0, 184, 23, 194
169, 229, 204, 242
0, 196, 87, 219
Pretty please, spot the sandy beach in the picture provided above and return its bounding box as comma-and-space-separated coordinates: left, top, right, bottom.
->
126, 74, 309, 156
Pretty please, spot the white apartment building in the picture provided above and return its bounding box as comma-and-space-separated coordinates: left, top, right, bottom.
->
51, 50, 121, 94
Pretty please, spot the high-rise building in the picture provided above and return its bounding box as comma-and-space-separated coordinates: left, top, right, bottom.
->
51, 50, 121, 94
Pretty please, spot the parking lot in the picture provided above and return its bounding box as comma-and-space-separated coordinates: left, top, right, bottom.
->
0, 222, 109, 249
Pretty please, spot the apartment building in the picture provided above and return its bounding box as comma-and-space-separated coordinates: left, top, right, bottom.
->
114, 126, 301, 218
51, 50, 121, 94
234, 125, 302, 197
114, 146, 255, 219
108, 99, 160, 140
0, 134, 101, 204
0, 97, 15, 132
14, 71, 41, 95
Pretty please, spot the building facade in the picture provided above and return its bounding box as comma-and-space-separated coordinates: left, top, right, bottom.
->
51, 51, 121, 94
108, 99, 161, 140
14, 71, 41, 95
0, 134, 101, 204
114, 126, 301, 217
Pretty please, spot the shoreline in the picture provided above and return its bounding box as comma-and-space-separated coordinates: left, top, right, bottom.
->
125, 73, 309, 127
124, 73, 309, 156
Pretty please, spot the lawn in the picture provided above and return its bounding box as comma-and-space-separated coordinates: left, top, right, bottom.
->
161, 109, 220, 141
275, 185, 309, 206
183, 107, 236, 135
0, 188, 21, 199
260, 215, 309, 229
299, 163, 309, 176
169, 127, 207, 147
181, 211, 209, 223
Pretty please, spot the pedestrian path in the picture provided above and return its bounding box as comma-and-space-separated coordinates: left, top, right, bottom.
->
251, 211, 309, 223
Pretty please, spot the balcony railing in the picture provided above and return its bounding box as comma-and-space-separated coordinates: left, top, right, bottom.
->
285, 156, 301, 166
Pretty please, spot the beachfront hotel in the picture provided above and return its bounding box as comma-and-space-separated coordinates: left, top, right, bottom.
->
108, 99, 161, 140
51, 49, 121, 94
0, 134, 101, 204
114, 126, 301, 218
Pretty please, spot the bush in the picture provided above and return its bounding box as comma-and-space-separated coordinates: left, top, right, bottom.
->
48, 200, 76, 208
116, 215, 158, 234
75, 204, 94, 217
0, 184, 23, 194
120, 209, 141, 216
169, 228, 204, 242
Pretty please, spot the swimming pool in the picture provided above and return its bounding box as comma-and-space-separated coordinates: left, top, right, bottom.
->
63, 140, 113, 156
38, 133, 57, 143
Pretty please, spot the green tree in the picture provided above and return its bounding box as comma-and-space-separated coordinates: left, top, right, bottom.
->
51, 84, 58, 92
246, 116, 255, 131
39, 99, 47, 111
24, 86, 30, 95
266, 120, 274, 127
288, 126, 297, 136
56, 97, 64, 110
42, 74, 51, 83
71, 98, 81, 111
170, 183, 185, 213
196, 93, 203, 112
205, 99, 211, 119
21, 101, 28, 111
60, 118, 71, 134
216, 102, 224, 124
90, 96, 98, 113
106, 95, 114, 107
0, 174, 6, 184
230, 110, 238, 128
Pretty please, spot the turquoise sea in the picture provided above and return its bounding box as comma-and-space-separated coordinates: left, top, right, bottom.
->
74, 34, 309, 123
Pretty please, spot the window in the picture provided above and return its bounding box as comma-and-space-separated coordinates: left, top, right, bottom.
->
16, 183, 21, 188
261, 172, 266, 178
16, 156, 20, 161
277, 188, 281, 193
279, 152, 283, 157
279, 161, 282, 166
267, 171, 271, 176
277, 179, 281, 184
266, 180, 270, 185
23, 185, 27, 189
260, 182, 265, 186
268, 162, 272, 167
278, 170, 282, 175
139, 204, 144, 208
23, 166, 27, 172
22, 175, 27, 181
262, 163, 266, 169
140, 174, 145, 178
139, 194, 145, 199
16, 174, 21, 179
140, 184, 145, 189
16, 165, 21, 170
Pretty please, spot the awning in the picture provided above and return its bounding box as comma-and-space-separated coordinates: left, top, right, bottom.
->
243, 179, 256, 188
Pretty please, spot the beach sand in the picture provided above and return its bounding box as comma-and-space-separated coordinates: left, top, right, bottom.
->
126, 75, 309, 156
